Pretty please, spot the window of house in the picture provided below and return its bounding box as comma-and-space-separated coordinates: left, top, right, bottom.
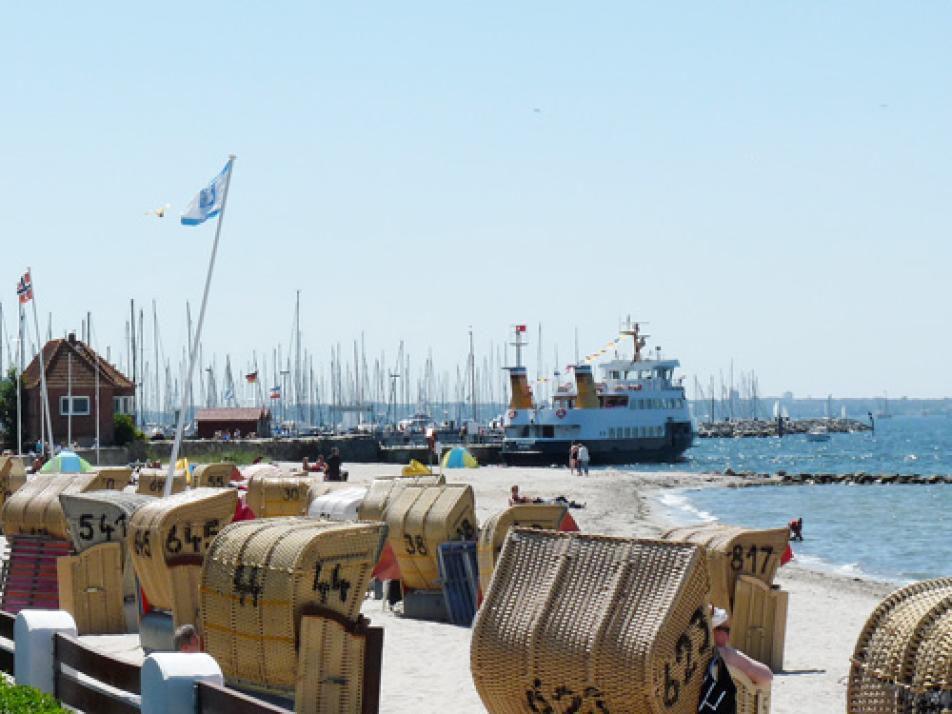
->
60, 396, 90, 416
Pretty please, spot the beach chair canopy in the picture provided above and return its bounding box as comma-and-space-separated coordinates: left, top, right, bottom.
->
441, 446, 478, 469
40, 450, 94, 474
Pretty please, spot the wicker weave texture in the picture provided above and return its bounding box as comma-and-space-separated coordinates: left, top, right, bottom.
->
848, 578, 952, 713
127, 488, 237, 611
200, 518, 387, 695
136, 468, 186, 496
385, 484, 476, 591
729, 663, 771, 714
60, 491, 155, 553
0, 456, 26, 507
192, 463, 235, 488
663, 523, 789, 610
56, 542, 125, 635
471, 529, 713, 713
246, 475, 316, 517
295, 615, 366, 713
2, 472, 113, 540
357, 475, 445, 523
477, 504, 567, 595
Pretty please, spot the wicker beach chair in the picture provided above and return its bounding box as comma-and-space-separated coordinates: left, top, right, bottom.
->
384, 484, 476, 591
245, 473, 318, 517
127, 488, 237, 627
662, 523, 789, 611
476, 504, 567, 595
192, 462, 235, 488
136, 468, 186, 496
848, 578, 952, 713
357, 474, 445, 523
471, 528, 712, 713
2, 472, 126, 540
0, 456, 27, 506
200, 518, 387, 696
60, 491, 154, 553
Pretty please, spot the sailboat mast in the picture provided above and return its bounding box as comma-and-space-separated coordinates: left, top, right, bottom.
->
469, 327, 476, 424
153, 301, 159, 425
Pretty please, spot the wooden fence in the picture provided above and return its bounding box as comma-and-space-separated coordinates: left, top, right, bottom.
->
0, 608, 382, 713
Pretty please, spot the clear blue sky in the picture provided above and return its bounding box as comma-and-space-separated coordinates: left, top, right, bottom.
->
2, 2, 950, 399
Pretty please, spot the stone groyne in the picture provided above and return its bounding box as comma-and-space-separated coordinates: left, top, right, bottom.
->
720, 468, 952, 486
697, 418, 872, 438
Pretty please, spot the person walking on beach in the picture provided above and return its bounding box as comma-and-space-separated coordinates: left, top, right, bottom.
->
569, 442, 580, 474
577, 443, 591, 475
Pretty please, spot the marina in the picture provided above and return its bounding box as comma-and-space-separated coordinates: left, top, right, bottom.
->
5, 2, 952, 712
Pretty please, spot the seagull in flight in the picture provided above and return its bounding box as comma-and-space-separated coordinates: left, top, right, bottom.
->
146, 203, 171, 218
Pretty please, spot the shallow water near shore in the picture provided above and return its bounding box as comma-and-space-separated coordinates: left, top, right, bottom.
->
657, 482, 950, 584
640, 415, 952, 584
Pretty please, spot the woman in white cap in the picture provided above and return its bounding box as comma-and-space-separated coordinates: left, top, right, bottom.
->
698, 607, 773, 712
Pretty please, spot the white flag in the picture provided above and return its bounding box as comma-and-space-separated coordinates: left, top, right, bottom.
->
181, 161, 232, 226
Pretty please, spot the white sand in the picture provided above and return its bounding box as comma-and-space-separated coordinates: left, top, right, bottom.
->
338, 461, 893, 713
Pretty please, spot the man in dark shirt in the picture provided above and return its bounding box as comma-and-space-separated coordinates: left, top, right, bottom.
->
325, 447, 344, 482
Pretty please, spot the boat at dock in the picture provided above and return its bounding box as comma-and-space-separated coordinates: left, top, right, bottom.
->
805, 425, 832, 442
501, 321, 694, 466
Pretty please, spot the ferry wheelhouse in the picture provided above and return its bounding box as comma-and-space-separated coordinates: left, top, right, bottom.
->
501, 322, 693, 466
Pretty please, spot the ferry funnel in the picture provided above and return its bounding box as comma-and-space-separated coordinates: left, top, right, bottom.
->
507, 366, 533, 410
574, 364, 599, 409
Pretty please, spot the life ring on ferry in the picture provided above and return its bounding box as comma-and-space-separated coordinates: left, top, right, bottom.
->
556, 407, 567, 419
508, 409, 517, 419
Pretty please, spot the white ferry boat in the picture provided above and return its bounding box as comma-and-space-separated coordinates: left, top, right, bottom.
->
501, 321, 694, 466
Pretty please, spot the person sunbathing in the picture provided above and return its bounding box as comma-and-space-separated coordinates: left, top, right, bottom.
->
509, 485, 530, 505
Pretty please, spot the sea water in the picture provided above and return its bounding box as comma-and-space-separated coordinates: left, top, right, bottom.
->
636, 415, 952, 583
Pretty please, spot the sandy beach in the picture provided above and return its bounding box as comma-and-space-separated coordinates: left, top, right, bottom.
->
340, 461, 894, 713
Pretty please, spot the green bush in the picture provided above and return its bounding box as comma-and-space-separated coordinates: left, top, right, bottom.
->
0, 679, 66, 712
113, 413, 143, 446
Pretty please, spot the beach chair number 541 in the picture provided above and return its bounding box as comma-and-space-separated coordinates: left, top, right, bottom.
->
662, 607, 711, 707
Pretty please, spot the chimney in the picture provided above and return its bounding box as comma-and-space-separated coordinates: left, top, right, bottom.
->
67, 332, 77, 345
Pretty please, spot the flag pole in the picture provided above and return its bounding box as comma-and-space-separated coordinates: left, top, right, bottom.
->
165, 155, 236, 496
16, 305, 22, 456
27, 269, 55, 456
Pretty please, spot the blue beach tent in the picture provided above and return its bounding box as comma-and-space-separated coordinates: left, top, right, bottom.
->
441, 447, 479, 469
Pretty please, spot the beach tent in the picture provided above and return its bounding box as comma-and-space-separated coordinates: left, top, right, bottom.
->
401, 459, 432, 476
441, 447, 478, 469
39, 450, 94, 474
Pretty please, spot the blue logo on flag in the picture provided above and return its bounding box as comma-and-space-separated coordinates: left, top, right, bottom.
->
181, 161, 232, 226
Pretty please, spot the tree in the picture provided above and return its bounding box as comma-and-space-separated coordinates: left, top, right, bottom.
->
0, 368, 18, 451
113, 413, 143, 446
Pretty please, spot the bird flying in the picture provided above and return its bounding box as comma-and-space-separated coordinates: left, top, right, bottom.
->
146, 203, 171, 218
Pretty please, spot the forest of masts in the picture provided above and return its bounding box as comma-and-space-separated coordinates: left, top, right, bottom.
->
691, 362, 764, 424
0, 298, 589, 431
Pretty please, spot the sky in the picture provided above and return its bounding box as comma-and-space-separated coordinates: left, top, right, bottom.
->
1, 2, 950, 400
